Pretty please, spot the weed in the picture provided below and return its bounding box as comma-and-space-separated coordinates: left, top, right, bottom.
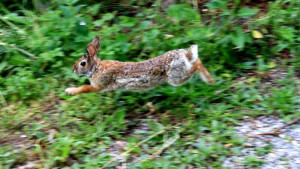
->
0, 0, 299, 168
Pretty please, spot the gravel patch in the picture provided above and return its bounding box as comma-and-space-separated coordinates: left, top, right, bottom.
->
223, 116, 300, 169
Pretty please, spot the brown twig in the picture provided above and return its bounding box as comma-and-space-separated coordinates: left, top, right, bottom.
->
138, 130, 181, 163
257, 117, 300, 136
99, 125, 178, 169
148, 134, 179, 158
146, 102, 156, 116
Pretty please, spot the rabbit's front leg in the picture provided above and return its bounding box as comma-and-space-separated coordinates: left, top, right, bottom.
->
65, 85, 102, 95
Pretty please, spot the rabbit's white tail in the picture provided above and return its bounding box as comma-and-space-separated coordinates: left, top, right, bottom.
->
186, 45, 198, 64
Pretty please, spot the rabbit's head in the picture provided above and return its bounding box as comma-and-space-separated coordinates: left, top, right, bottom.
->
73, 36, 100, 77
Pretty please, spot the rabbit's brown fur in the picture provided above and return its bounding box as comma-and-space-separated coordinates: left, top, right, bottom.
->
66, 37, 214, 95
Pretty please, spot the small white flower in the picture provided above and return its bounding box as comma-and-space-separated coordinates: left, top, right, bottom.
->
80, 21, 86, 26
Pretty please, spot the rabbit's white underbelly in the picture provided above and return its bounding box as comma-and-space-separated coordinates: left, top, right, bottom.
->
104, 75, 165, 91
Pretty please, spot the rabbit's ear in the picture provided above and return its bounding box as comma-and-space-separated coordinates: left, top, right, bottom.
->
87, 44, 97, 57
91, 36, 100, 52
87, 36, 100, 57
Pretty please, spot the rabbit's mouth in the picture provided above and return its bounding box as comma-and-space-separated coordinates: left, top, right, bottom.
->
77, 69, 89, 76
73, 65, 87, 76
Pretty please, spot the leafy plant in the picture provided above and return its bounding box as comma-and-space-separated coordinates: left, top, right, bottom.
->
0, 0, 299, 168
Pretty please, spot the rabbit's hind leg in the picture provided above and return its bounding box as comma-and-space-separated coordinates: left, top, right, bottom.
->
186, 45, 214, 84
166, 61, 195, 86
193, 59, 215, 84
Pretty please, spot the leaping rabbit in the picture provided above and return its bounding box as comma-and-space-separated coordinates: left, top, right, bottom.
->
66, 36, 214, 95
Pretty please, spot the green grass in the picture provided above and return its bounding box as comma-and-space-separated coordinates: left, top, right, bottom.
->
1, 62, 299, 168
0, 0, 299, 168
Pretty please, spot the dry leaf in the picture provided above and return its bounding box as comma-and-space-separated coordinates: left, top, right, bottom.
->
252, 30, 263, 39
224, 143, 233, 148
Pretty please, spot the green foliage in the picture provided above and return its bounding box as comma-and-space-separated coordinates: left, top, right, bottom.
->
244, 155, 266, 168
167, 4, 201, 22
237, 7, 258, 18
0, 0, 299, 168
255, 145, 273, 156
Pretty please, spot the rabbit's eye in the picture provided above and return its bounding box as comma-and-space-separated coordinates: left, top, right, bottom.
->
80, 61, 86, 67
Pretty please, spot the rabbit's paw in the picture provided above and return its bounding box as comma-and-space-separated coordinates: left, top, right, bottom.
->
65, 87, 78, 95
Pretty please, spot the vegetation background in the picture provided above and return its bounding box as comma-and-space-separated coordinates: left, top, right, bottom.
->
0, 0, 299, 168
